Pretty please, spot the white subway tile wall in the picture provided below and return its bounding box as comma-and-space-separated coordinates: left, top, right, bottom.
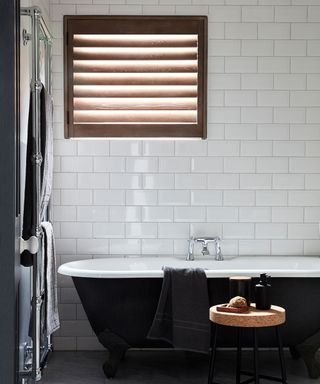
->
50, 0, 320, 350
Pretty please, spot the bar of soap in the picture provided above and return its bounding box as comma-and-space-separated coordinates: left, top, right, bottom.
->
228, 296, 247, 308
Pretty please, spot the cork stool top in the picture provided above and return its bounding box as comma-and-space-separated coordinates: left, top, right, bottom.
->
209, 304, 286, 328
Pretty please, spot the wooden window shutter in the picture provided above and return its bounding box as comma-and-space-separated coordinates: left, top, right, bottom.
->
64, 16, 207, 138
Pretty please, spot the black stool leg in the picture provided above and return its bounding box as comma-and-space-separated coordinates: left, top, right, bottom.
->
276, 326, 287, 384
253, 329, 260, 384
236, 328, 242, 384
208, 323, 218, 384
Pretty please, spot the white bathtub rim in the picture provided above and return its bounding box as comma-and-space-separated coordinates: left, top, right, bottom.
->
58, 255, 320, 279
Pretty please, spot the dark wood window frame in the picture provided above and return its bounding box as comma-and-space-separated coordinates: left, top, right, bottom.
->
64, 15, 207, 138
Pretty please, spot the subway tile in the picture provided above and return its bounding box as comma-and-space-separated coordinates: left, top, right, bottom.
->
308, 41, 320, 56
272, 207, 303, 222
257, 157, 288, 173
60, 288, 81, 304
174, 207, 206, 222
126, 223, 157, 238
93, 157, 125, 172
290, 124, 320, 140
223, 223, 255, 239
143, 174, 174, 189
307, 108, 320, 123
257, 124, 289, 140
289, 158, 320, 173
291, 58, 320, 73
209, 6, 241, 22
275, 6, 307, 22
126, 190, 157, 206
256, 223, 287, 239
77, 239, 108, 254
224, 91, 256, 107
291, 23, 320, 39
240, 174, 272, 189
209, 74, 241, 90
175, 174, 207, 189
158, 223, 189, 239
208, 90, 224, 107
61, 156, 93, 173
291, 91, 320, 107
275, 40, 307, 57
288, 224, 319, 239
175, 140, 207, 156
53, 206, 77, 222
239, 240, 270, 255
78, 173, 109, 189
256, 191, 288, 206
258, 91, 289, 107
159, 157, 191, 173
208, 140, 240, 156
289, 191, 320, 206
191, 157, 224, 173
56, 239, 76, 255
207, 58, 225, 73
274, 74, 306, 90
77, 140, 109, 156
110, 173, 141, 189
109, 239, 140, 255
239, 207, 271, 222
126, 157, 158, 173
304, 207, 320, 222
141, 240, 174, 255
258, 57, 290, 73
59, 320, 93, 337
208, 107, 241, 123
109, 5, 142, 14
110, 140, 141, 156
304, 240, 320, 255
54, 337, 77, 351
208, 174, 239, 189
225, 124, 257, 140
190, 223, 222, 238
54, 140, 77, 156
142, 141, 174, 156
305, 174, 320, 189
242, 40, 273, 56
53, 173, 77, 189
208, 23, 225, 39
241, 74, 273, 90
224, 191, 255, 206
207, 207, 239, 222
158, 190, 190, 206
271, 240, 303, 255
273, 174, 305, 189
60, 222, 92, 239
109, 206, 141, 222
307, 75, 320, 90
242, 6, 274, 22
142, 207, 173, 222
208, 40, 241, 56
225, 57, 257, 73
93, 223, 125, 238
225, 23, 257, 39
61, 190, 92, 206
191, 190, 223, 206
240, 141, 272, 156
176, 5, 209, 14
59, 304, 77, 321
142, 5, 175, 15
258, 23, 290, 39
224, 157, 255, 173
94, 190, 125, 205
273, 141, 305, 156
77, 206, 108, 222
241, 108, 273, 123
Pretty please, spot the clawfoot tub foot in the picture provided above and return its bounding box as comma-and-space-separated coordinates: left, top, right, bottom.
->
296, 331, 320, 379
98, 328, 130, 378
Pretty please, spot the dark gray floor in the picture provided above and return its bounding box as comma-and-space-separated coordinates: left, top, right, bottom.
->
41, 350, 318, 384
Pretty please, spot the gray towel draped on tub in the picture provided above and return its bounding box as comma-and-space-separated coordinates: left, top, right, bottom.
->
148, 267, 210, 354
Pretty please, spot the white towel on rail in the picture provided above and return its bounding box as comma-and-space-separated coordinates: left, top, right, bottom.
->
41, 221, 60, 335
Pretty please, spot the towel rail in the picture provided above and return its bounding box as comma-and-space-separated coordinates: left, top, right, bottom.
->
20, 6, 52, 382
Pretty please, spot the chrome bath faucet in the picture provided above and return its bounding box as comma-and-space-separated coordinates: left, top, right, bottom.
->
187, 236, 223, 261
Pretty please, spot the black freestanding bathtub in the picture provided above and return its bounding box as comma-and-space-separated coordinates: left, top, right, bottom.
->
58, 255, 320, 378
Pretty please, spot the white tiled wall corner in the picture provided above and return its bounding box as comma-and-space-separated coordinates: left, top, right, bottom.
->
50, 0, 320, 350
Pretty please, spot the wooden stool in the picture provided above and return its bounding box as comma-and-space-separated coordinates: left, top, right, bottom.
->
208, 304, 287, 384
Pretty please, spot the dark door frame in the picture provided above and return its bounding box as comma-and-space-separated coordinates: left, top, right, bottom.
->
0, 0, 20, 382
